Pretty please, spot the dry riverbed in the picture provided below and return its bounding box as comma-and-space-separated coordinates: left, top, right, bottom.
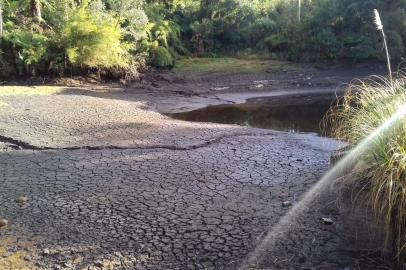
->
0, 62, 389, 269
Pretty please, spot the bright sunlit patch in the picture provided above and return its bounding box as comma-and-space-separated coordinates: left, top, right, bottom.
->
240, 102, 406, 269
0, 86, 63, 96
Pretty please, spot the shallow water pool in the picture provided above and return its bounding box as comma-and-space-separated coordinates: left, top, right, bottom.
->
166, 93, 338, 135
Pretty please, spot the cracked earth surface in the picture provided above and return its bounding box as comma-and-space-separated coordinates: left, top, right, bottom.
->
0, 92, 360, 269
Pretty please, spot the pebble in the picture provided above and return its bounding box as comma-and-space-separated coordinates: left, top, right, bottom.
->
321, 217, 334, 225
282, 201, 292, 207
24, 255, 32, 261
64, 261, 74, 268
2, 252, 12, 258
0, 219, 8, 228
16, 196, 29, 204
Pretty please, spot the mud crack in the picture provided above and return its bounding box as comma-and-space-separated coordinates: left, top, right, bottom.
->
0, 132, 276, 152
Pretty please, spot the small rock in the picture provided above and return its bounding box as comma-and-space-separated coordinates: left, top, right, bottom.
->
0, 219, 8, 228
42, 248, 51, 255
16, 196, 29, 204
24, 255, 32, 261
321, 217, 334, 225
64, 261, 74, 268
282, 201, 292, 207
2, 252, 12, 258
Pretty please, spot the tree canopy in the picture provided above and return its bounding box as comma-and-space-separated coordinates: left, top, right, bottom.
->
0, 0, 405, 78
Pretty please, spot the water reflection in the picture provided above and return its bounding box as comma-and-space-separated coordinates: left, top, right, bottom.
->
167, 94, 336, 135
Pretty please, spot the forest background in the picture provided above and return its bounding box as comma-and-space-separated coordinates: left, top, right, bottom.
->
0, 0, 404, 79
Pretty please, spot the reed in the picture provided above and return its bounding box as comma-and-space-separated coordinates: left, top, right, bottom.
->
374, 9, 392, 81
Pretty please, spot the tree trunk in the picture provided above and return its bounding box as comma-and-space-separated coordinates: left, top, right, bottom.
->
30, 0, 42, 21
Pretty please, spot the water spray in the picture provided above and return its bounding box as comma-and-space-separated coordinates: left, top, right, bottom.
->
240, 103, 406, 269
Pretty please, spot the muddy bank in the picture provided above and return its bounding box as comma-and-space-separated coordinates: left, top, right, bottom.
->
48, 62, 385, 115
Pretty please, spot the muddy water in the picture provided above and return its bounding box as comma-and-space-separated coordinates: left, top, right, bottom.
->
167, 93, 337, 135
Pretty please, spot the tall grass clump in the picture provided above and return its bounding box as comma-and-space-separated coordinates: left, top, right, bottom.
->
326, 74, 406, 267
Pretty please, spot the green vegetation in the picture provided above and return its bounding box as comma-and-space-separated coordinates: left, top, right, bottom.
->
151, 46, 174, 68
1, 0, 406, 79
174, 57, 294, 73
327, 76, 406, 266
0, 0, 148, 78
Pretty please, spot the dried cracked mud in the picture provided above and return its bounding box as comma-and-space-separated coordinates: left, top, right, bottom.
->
0, 92, 370, 269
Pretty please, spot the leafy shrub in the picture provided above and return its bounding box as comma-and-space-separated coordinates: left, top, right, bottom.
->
61, 2, 130, 70
3, 29, 48, 74
151, 46, 174, 68
340, 35, 375, 61
241, 17, 276, 49
386, 30, 404, 60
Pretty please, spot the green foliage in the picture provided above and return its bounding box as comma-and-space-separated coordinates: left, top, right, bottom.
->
61, 2, 129, 69
174, 57, 295, 73
106, 0, 148, 42
262, 0, 406, 61
0, 0, 147, 78
386, 31, 404, 61
143, 3, 187, 57
151, 46, 174, 67
4, 29, 47, 65
146, 0, 406, 62
2, 0, 406, 78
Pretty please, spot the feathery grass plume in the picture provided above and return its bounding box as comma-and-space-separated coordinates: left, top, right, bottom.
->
324, 73, 406, 266
298, 0, 301, 22
374, 9, 383, 30
374, 9, 392, 81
